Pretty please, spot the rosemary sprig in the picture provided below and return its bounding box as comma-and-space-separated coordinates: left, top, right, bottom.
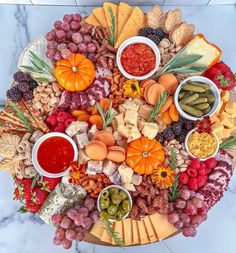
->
108, 7, 117, 47
149, 91, 168, 122
97, 102, 116, 129
169, 148, 179, 202
20, 51, 55, 82
153, 46, 208, 79
9, 102, 33, 131
102, 219, 124, 247
219, 137, 236, 151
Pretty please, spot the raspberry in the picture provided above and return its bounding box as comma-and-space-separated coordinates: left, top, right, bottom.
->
190, 158, 201, 169
179, 172, 189, 185
54, 122, 65, 132
47, 114, 58, 127
57, 111, 71, 123
198, 163, 207, 175
186, 166, 198, 177
204, 157, 217, 171
197, 175, 208, 188
187, 178, 198, 191
65, 118, 76, 128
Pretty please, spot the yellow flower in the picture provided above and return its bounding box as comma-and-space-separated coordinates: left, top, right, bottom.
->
151, 165, 176, 189
123, 79, 142, 98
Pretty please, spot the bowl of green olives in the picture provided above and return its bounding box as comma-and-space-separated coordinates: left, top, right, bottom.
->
97, 185, 132, 221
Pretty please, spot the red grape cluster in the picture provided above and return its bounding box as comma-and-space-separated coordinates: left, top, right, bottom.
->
168, 188, 208, 237
46, 13, 97, 61
51, 197, 99, 249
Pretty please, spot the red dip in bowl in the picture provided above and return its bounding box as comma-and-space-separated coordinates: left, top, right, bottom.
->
37, 136, 74, 174
120, 43, 156, 76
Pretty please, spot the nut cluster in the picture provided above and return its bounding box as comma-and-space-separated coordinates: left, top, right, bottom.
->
32, 82, 61, 114
164, 139, 191, 173
158, 38, 182, 66
107, 68, 127, 109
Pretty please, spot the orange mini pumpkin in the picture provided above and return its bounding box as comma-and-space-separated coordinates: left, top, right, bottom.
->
54, 53, 95, 92
126, 136, 165, 175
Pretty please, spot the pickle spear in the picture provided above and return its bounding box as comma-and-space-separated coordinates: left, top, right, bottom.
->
183, 84, 206, 93
180, 103, 203, 117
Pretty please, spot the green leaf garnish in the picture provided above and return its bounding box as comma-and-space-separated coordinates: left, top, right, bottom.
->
97, 102, 116, 129
108, 7, 117, 47
169, 149, 179, 202
18, 205, 27, 213
219, 137, 236, 151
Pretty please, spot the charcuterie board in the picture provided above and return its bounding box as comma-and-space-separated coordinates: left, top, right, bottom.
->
1, 2, 236, 249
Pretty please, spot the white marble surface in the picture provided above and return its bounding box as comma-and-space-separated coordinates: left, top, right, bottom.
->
0, 3, 236, 253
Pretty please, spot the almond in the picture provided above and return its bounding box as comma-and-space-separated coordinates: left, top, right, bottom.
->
85, 140, 107, 160
94, 130, 115, 147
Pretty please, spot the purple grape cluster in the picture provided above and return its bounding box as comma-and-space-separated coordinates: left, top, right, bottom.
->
51, 197, 99, 249
46, 13, 97, 61
168, 188, 208, 237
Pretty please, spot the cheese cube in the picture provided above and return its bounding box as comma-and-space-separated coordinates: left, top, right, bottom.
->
66, 121, 88, 137
149, 213, 177, 240
216, 100, 223, 114
113, 130, 124, 141
124, 109, 138, 125
142, 123, 159, 139
224, 101, 234, 115
118, 125, 130, 138
123, 218, 132, 245
109, 171, 121, 185
222, 128, 231, 139
87, 160, 103, 175
219, 111, 234, 128
75, 133, 89, 149
131, 174, 142, 185
88, 124, 98, 140
111, 119, 118, 130
118, 165, 133, 183
105, 126, 113, 133
133, 98, 145, 106
78, 150, 91, 163
212, 122, 224, 134
103, 160, 117, 177
144, 216, 159, 243
221, 90, 230, 102
122, 100, 139, 111
210, 115, 219, 123
115, 113, 125, 125
116, 138, 128, 149
138, 104, 153, 120
127, 126, 141, 143
123, 182, 136, 191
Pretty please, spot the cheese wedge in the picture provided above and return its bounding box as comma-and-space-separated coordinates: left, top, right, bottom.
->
123, 218, 132, 245
131, 219, 140, 245
117, 2, 133, 37
144, 216, 159, 243
90, 220, 106, 240
115, 7, 146, 48
137, 220, 150, 245
85, 14, 101, 27
112, 221, 124, 245
103, 2, 118, 36
149, 213, 177, 240
93, 7, 108, 28
101, 222, 114, 244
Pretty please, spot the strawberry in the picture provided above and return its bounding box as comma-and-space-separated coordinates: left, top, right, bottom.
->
40, 176, 61, 192
31, 187, 49, 205
25, 199, 41, 213
203, 61, 236, 90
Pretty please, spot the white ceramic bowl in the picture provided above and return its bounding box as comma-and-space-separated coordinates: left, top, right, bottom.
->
32, 132, 78, 178
174, 76, 221, 121
185, 128, 220, 161
116, 36, 161, 80
97, 185, 133, 221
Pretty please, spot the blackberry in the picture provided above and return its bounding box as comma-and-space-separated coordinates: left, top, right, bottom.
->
17, 82, 30, 93
23, 89, 34, 101
154, 27, 167, 40
162, 128, 175, 141
156, 133, 165, 144
184, 120, 195, 131
171, 122, 182, 136
28, 80, 38, 90
147, 34, 162, 45
176, 129, 188, 143
6, 87, 22, 102
13, 71, 31, 82
139, 27, 154, 37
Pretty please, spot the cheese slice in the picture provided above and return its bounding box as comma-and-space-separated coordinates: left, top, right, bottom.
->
112, 221, 124, 245
103, 2, 118, 36
131, 219, 140, 245
101, 222, 114, 244
90, 220, 106, 240
144, 216, 159, 243
123, 218, 132, 245
115, 7, 146, 48
93, 7, 108, 28
85, 14, 101, 27
137, 220, 150, 245
117, 2, 133, 37
149, 213, 177, 240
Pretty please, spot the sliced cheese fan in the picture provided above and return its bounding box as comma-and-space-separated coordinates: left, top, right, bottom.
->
85, 13, 101, 27
93, 7, 108, 28
103, 2, 118, 37
117, 2, 133, 37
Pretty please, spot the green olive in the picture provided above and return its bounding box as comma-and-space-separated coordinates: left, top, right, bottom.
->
109, 188, 119, 195
122, 200, 131, 213
99, 211, 110, 220
111, 193, 122, 205
107, 204, 118, 215
119, 191, 127, 201
115, 211, 125, 221
101, 190, 109, 199
100, 198, 110, 209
